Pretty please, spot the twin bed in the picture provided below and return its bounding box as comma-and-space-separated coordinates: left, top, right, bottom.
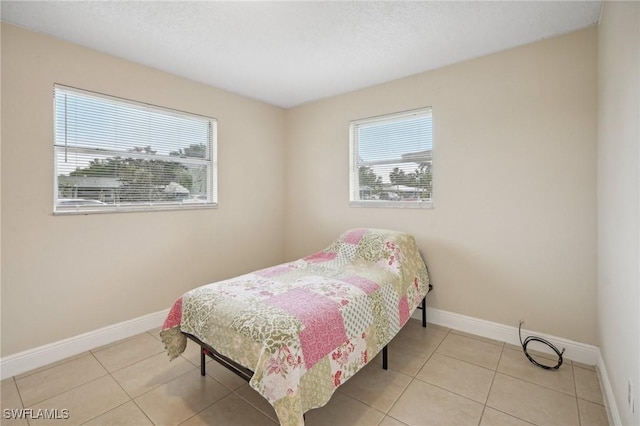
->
161, 228, 431, 425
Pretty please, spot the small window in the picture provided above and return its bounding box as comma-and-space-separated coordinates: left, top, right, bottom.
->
53, 85, 217, 214
349, 108, 433, 208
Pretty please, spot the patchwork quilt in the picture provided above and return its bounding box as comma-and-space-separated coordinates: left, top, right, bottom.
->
161, 228, 430, 425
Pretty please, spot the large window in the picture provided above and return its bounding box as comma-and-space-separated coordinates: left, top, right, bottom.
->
349, 107, 433, 208
53, 85, 217, 214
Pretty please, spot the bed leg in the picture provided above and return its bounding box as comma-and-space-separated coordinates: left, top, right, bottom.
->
200, 346, 206, 376
422, 296, 427, 328
382, 346, 388, 370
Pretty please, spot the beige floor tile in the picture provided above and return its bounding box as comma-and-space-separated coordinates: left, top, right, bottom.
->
181, 340, 213, 367
1, 379, 28, 426
235, 384, 279, 422
147, 327, 163, 341
388, 380, 484, 426
83, 401, 153, 426
392, 320, 448, 352
450, 329, 505, 347
90, 334, 145, 353
371, 343, 428, 378
487, 373, 579, 425
379, 415, 409, 426
377, 325, 448, 376
436, 333, 503, 370
14, 352, 90, 381
498, 347, 575, 396
204, 359, 248, 391
416, 353, 495, 403
574, 366, 604, 405
1, 378, 24, 409
504, 343, 569, 365
111, 352, 194, 398
180, 393, 276, 425
2, 322, 610, 426
504, 343, 526, 352
16, 354, 107, 407
480, 407, 534, 426
26, 375, 129, 426
0, 412, 30, 426
305, 392, 385, 426
93, 332, 165, 372
572, 361, 596, 372
577, 398, 609, 426
399, 319, 443, 335
135, 369, 230, 426
423, 322, 451, 334
337, 362, 412, 413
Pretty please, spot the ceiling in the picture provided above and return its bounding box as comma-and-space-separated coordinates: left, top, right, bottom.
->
1, 1, 601, 109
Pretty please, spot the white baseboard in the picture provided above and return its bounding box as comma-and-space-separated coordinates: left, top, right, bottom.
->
0, 309, 169, 380
412, 306, 621, 424
1, 305, 620, 425
412, 307, 599, 365
596, 349, 622, 426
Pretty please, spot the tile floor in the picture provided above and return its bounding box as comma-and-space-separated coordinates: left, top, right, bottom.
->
1, 320, 609, 426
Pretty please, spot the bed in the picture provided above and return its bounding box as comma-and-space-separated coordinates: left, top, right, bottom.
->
160, 228, 431, 425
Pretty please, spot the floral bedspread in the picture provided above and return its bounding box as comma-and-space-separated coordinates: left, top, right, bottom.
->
160, 228, 430, 425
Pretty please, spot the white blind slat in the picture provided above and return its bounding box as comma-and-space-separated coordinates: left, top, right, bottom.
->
350, 107, 433, 207
54, 85, 217, 213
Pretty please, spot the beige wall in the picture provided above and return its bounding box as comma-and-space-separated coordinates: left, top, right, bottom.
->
0, 23, 286, 356
285, 28, 598, 344
597, 2, 640, 425
1, 22, 601, 359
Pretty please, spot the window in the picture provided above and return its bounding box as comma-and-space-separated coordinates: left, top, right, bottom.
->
349, 107, 433, 208
53, 85, 217, 214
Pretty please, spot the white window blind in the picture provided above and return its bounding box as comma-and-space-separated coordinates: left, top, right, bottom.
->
350, 107, 433, 208
53, 85, 217, 214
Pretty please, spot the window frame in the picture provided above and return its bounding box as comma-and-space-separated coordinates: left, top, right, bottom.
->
52, 84, 217, 215
349, 107, 433, 209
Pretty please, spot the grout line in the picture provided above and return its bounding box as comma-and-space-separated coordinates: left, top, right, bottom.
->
7, 376, 28, 416
413, 378, 488, 407
90, 349, 112, 374
13, 351, 93, 381
493, 370, 578, 398
573, 363, 583, 426
130, 398, 156, 426
486, 347, 585, 426
97, 349, 168, 375
176, 384, 233, 426
79, 400, 135, 425
479, 344, 505, 425
491, 353, 578, 398
449, 328, 506, 348
381, 413, 410, 426
485, 406, 537, 425
233, 384, 278, 422
5, 324, 606, 425
382, 326, 451, 421
576, 396, 606, 408
430, 351, 499, 372
175, 396, 216, 426
336, 366, 413, 414
23, 373, 113, 408
106, 362, 135, 404
21, 360, 110, 408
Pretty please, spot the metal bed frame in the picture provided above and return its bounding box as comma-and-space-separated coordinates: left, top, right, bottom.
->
188, 285, 432, 381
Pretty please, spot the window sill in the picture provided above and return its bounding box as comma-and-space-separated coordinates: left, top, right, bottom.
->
53, 202, 218, 216
349, 200, 433, 209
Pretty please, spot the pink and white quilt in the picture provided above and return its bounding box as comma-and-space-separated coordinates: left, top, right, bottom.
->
161, 228, 430, 425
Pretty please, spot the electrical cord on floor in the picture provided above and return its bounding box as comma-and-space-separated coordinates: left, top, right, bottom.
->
518, 321, 565, 370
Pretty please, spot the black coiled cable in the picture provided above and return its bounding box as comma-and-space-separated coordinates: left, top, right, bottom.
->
518, 321, 565, 370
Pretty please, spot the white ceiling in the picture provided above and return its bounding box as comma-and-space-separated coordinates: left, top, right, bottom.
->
1, 1, 601, 108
